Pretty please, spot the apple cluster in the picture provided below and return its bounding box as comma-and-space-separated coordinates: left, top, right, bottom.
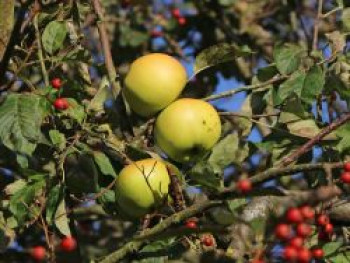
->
115, 53, 222, 218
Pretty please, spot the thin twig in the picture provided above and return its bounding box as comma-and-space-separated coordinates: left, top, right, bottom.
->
99, 200, 223, 263
91, 0, 121, 97
278, 113, 350, 167
34, 14, 49, 86
312, 0, 323, 51
203, 75, 286, 101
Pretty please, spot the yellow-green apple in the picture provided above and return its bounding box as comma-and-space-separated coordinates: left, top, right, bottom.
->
154, 98, 221, 163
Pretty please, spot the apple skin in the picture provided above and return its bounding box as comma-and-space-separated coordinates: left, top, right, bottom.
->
115, 158, 170, 218
124, 53, 187, 117
154, 98, 221, 163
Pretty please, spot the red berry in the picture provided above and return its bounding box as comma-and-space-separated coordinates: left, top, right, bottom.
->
202, 236, 214, 246
299, 205, 315, 220
344, 162, 350, 172
341, 172, 350, 184
275, 223, 292, 240
237, 179, 252, 193
171, 8, 181, 18
30, 246, 46, 261
286, 207, 303, 223
289, 236, 304, 249
60, 236, 77, 252
324, 223, 333, 234
151, 30, 163, 38
311, 248, 324, 259
316, 214, 329, 226
177, 17, 186, 26
51, 78, 62, 90
296, 223, 312, 238
283, 246, 298, 261
297, 247, 312, 263
53, 98, 69, 110
185, 220, 197, 229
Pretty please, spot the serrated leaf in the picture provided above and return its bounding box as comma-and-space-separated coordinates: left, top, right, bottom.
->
93, 151, 117, 178
273, 44, 305, 75
209, 133, 249, 169
9, 180, 45, 224
46, 185, 62, 225
42, 21, 67, 54
49, 130, 66, 150
277, 70, 306, 104
0, 94, 46, 155
194, 43, 253, 75
301, 65, 325, 104
54, 198, 71, 236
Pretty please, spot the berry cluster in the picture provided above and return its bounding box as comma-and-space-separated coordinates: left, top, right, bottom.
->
29, 236, 77, 261
274, 205, 331, 262
171, 8, 186, 26
50, 78, 69, 111
184, 219, 215, 247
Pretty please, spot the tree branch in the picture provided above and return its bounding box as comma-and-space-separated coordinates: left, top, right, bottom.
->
278, 113, 350, 167
203, 75, 286, 101
99, 200, 223, 263
91, 0, 121, 98
312, 0, 323, 51
220, 162, 343, 197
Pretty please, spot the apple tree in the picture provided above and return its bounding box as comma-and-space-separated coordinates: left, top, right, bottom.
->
0, 0, 350, 262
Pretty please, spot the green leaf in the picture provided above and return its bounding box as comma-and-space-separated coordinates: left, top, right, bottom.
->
342, 8, 350, 31
54, 198, 71, 236
189, 161, 222, 190
194, 43, 253, 75
277, 70, 306, 104
301, 65, 325, 104
323, 241, 342, 256
63, 98, 86, 124
46, 185, 62, 225
218, 0, 238, 6
4, 180, 26, 196
335, 123, 350, 153
49, 130, 66, 150
9, 180, 45, 224
93, 151, 117, 178
42, 21, 67, 54
209, 133, 249, 169
88, 77, 113, 112
273, 44, 305, 75
0, 94, 46, 155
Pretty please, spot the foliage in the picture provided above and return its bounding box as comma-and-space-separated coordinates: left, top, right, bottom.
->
0, 0, 350, 262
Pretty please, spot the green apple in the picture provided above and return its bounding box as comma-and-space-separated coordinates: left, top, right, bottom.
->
154, 98, 221, 163
124, 53, 187, 117
115, 158, 170, 218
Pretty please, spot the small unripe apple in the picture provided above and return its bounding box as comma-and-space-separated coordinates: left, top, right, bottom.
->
115, 159, 170, 218
124, 53, 187, 117
154, 98, 221, 163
